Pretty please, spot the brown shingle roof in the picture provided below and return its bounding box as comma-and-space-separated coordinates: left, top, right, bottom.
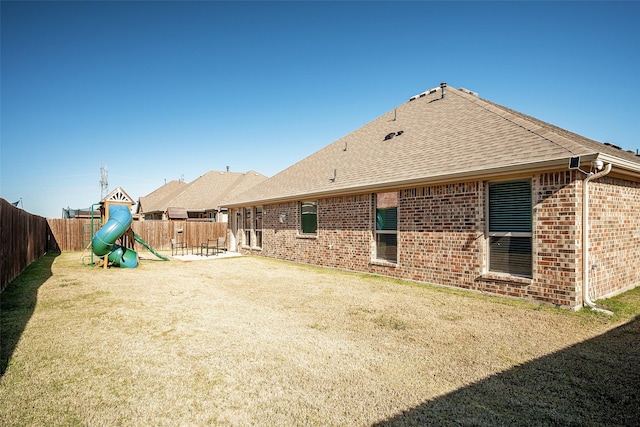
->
169, 170, 267, 211
137, 180, 188, 214
224, 85, 640, 207
139, 171, 268, 215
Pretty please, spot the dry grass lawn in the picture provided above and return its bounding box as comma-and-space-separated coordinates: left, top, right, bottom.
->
1, 251, 639, 426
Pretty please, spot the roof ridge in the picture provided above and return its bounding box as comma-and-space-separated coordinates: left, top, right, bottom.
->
448, 89, 586, 156
466, 90, 640, 162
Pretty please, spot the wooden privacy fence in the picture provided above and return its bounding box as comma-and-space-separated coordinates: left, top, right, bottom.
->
132, 221, 228, 251
1, 203, 227, 291
0, 199, 56, 292
47, 218, 96, 252
47, 219, 227, 252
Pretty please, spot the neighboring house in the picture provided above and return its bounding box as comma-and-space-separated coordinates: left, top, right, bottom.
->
137, 170, 267, 222
62, 207, 99, 219
136, 179, 189, 220
222, 83, 640, 309
63, 187, 136, 219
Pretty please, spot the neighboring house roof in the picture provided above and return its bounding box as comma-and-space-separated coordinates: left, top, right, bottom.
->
138, 171, 268, 215
137, 180, 189, 215
167, 207, 188, 220
169, 170, 267, 211
223, 84, 640, 207
62, 207, 99, 219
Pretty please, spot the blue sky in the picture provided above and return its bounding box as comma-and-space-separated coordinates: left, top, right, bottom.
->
2, 1, 639, 218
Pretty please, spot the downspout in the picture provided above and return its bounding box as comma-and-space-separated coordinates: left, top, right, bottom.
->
582, 162, 613, 314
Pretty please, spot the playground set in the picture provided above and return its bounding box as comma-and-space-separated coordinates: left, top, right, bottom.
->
82, 187, 168, 268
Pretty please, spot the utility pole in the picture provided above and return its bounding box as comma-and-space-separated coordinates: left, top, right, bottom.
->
100, 162, 109, 199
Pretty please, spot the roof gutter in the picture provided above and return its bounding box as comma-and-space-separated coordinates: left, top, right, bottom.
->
222, 156, 598, 208
582, 162, 614, 315
596, 153, 640, 176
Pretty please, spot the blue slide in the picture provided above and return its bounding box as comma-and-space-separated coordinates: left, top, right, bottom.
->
91, 205, 138, 268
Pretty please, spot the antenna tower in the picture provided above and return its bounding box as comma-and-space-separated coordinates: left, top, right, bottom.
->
100, 162, 109, 199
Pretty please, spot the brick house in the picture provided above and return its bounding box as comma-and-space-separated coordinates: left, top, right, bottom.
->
222, 84, 640, 309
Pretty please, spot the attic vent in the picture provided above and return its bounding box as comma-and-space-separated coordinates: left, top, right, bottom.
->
384, 131, 404, 141
409, 87, 440, 102
459, 87, 479, 97
604, 142, 621, 150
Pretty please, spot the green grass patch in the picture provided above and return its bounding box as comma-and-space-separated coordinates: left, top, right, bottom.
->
597, 286, 640, 319
372, 314, 407, 330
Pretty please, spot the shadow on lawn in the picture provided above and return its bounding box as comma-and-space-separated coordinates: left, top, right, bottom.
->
374, 315, 640, 426
0, 252, 58, 378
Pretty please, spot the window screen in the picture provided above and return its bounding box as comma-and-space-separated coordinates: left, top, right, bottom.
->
255, 207, 263, 248
488, 180, 532, 277
489, 180, 531, 233
244, 208, 252, 247
301, 202, 317, 234
375, 192, 398, 263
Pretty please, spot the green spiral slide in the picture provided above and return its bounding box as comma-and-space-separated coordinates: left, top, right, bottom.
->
91, 205, 138, 268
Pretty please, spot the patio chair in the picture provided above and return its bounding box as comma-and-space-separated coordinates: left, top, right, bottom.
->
216, 236, 227, 254
171, 238, 187, 256
201, 239, 218, 256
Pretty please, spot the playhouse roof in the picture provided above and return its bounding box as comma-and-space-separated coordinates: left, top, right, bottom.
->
101, 187, 134, 205
223, 84, 640, 207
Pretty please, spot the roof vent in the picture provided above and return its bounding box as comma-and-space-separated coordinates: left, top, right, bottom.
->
384, 131, 404, 141
440, 82, 447, 99
409, 86, 440, 102
604, 142, 621, 150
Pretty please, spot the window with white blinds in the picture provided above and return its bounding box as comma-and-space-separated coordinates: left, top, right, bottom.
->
488, 180, 532, 277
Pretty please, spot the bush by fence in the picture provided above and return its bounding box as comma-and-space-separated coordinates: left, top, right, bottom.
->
0, 199, 56, 292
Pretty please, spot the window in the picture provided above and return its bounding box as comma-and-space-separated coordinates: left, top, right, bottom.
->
244, 208, 252, 247
255, 207, 263, 248
488, 180, 532, 277
300, 201, 317, 234
375, 192, 398, 263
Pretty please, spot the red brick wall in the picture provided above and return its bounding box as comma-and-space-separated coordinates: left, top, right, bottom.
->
531, 171, 580, 307
232, 171, 638, 308
390, 182, 483, 286
588, 175, 640, 300
246, 196, 374, 271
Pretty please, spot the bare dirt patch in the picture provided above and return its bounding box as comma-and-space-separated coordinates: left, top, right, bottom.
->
1, 252, 638, 426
